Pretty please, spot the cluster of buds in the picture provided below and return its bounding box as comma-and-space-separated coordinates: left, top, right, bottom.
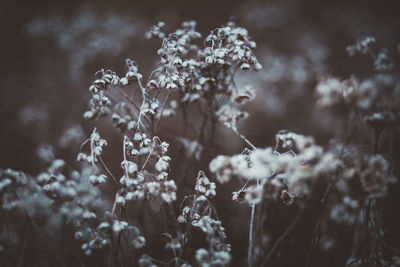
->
203, 22, 262, 70
84, 70, 119, 119
77, 128, 107, 165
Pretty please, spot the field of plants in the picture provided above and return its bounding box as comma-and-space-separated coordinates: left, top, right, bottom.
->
1, 0, 399, 266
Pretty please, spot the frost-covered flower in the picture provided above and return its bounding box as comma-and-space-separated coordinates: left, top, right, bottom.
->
112, 220, 128, 233
161, 180, 177, 203
155, 156, 171, 172
231, 85, 256, 105
196, 248, 210, 264
209, 154, 249, 183
330, 196, 359, 225
132, 236, 146, 249
195, 171, 216, 198
316, 77, 343, 107
244, 185, 263, 204
216, 105, 249, 129
89, 174, 107, 185
360, 154, 394, 198
346, 36, 376, 57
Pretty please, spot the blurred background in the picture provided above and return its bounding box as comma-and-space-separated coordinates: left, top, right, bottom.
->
1, 0, 399, 265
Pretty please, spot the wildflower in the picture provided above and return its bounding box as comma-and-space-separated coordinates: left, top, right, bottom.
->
155, 156, 171, 172
360, 154, 394, 198
146, 182, 160, 196
139, 254, 157, 267
195, 171, 216, 198
346, 36, 375, 57
316, 77, 343, 107
161, 180, 177, 203
244, 185, 263, 204
121, 160, 138, 174
374, 48, 395, 71
132, 236, 146, 249
356, 79, 377, 109
112, 220, 128, 233
89, 174, 107, 185
231, 85, 256, 105
216, 105, 249, 129
196, 248, 210, 263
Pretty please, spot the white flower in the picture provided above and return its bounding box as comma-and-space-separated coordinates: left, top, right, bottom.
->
244, 185, 263, 204
195, 171, 216, 198
155, 156, 171, 172
146, 182, 160, 196
112, 220, 128, 233
195, 248, 210, 263
209, 155, 232, 183
161, 180, 177, 203
132, 236, 146, 249
216, 105, 248, 129
316, 77, 342, 107
0, 178, 11, 192
98, 222, 110, 229
121, 160, 138, 174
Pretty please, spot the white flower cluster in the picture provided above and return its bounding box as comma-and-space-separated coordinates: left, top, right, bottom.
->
330, 196, 359, 226
77, 218, 145, 255
315, 76, 381, 110
77, 128, 108, 165
194, 171, 216, 198
346, 36, 376, 57
209, 154, 249, 183
317, 40, 400, 144
176, 171, 231, 266
38, 161, 104, 225
0, 161, 109, 256
84, 59, 151, 130
193, 216, 231, 267
117, 136, 177, 205
315, 76, 343, 107
0, 169, 52, 215
216, 104, 249, 129
204, 22, 262, 70
211, 131, 343, 205
360, 154, 395, 198
145, 21, 165, 39
83, 70, 117, 119
143, 21, 261, 133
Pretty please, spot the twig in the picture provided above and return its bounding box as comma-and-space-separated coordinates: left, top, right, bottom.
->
248, 203, 256, 267
231, 127, 256, 150
141, 139, 157, 172
99, 156, 119, 187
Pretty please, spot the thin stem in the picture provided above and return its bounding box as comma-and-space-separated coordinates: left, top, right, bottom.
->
111, 191, 120, 216
248, 178, 259, 267
90, 128, 97, 168
141, 141, 156, 172
117, 87, 141, 112
117, 87, 152, 129
123, 136, 129, 181
155, 92, 171, 133
99, 156, 119, 187
248, 203, 256, 267
231, 127, 256, 150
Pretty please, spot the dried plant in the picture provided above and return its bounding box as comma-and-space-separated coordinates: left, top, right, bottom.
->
1, 14, 400, 267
